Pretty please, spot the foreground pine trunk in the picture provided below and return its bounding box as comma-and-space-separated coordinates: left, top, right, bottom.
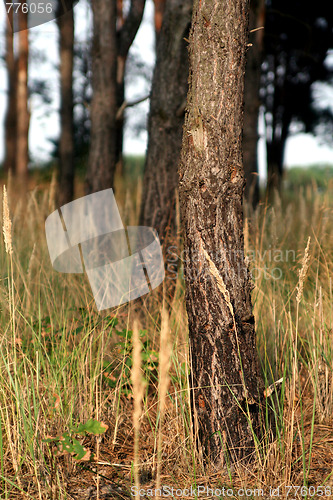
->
179, 0, 265, 466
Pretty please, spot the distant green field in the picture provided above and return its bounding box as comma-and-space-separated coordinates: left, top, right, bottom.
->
285, 164, 333, 189
123, 154, 145, 178
1, 160, 332, 195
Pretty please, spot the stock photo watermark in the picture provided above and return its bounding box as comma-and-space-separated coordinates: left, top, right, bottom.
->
45, 190, 296, 311
131, 484, 333, 498
165, 246, 296, 283
3, 0, 80, 32
45, 189, 165, 311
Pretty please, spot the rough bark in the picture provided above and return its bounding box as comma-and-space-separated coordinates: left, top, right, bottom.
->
57, 2, 75, 206
140, 0, 191, 244
4, 11, 17, 174
179, 0, 265, 466
243, 0, 265, 208
16, 8, 30, 182
86, 0, 118, 193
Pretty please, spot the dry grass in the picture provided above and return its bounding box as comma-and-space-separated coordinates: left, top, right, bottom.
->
0, 173, 332, 499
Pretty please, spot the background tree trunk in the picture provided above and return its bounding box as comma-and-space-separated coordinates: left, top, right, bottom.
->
86, 0, 145, 193
152, 0, 166, 45
140, 0, 191, 245
57, 2, 75, 206
243, 0, 265, 208
179, 0, 264, 466
85, 0, 118, 193
266, 111, 291, 195
4, 11, 17, 174
117, 0, 124, 28
116, 0, 146, 171
16, 9, 30, 183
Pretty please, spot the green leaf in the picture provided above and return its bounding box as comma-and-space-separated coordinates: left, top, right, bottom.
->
76, 419, 108, 435
72, 438, 88, 460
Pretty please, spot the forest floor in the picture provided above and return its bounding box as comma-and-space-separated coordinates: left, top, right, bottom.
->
0, 166, 332, 499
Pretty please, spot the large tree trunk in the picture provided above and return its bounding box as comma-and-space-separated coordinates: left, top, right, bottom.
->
179, 0, 265, 466
140, 0, 191, 244
243, 0, 265, 208
57, 1, 75, 206
16, 9, 30, 183
86, 0, 118, 193
4, 11, 17, 174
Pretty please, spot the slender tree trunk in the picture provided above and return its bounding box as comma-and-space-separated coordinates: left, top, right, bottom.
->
179, 0, 265, 466
116, 78, 125, 169
266, 113, 290, 195
117, 0, 124, 27
243, 0, 265, 208
16, 8, 30, 183
140, 0, 191, 244
116, 0, 146, 172
86, 0, 145, 193
57, 2, 75, 206
4, 11, 17, 174
266, 139, 284, 193
265, 52, 291, 196
86, 0, 118, 193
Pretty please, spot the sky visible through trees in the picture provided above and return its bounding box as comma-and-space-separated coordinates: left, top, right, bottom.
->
0, 0, 333, 176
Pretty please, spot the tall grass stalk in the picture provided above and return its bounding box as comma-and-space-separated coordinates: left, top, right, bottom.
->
156, 305, 171, 491
131, 320, 145, 498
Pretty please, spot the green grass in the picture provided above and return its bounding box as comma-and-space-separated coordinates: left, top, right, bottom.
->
0, 171, 332, 498
285, 164, 333, 190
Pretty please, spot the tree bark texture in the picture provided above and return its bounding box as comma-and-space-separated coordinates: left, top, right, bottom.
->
140, 0, 192, 244
179, 0, 264, 466
16, 9, 30, 182
4, 11, 17, 174
86, 0, 118, 193
243, 0, 265, 208
57, 2, 75, 206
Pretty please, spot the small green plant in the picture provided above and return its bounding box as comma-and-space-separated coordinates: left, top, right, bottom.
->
30, 309, 118, 355
103, 328, 159, 396
43, 419, 108, 461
